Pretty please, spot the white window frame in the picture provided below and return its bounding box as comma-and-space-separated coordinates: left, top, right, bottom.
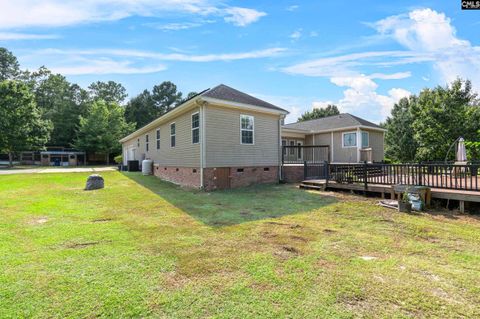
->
297, 141, 303, 160
145, 134, 149, 152
170, 122, 176, 148
191, 112, 200, 144
240, 114, 254, 145
342, 131, 357, 148
156, 129, 160, 150
361, 131, 369, 148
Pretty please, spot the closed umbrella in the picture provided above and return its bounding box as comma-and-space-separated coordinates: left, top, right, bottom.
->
456, 137, 467, 162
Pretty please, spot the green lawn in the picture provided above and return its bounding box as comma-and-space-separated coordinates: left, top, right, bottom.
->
1, 172, 480, 318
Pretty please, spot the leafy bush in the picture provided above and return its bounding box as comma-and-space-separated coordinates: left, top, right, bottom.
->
114, 155, 123, 164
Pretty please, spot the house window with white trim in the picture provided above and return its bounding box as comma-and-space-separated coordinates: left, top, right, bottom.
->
289, 140, 295, 155
343, 132, 357, 147
156, 129, 160, 150
192, 113, 200, 144
361, 131, 369, 148
282, 140, 286, 156
240, 115, 254, 144
145, 134, 149, 152
170, 123, 176, 147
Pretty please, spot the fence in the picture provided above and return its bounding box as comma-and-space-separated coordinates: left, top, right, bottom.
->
308, 162, 480, 191
282, 145, 329, 164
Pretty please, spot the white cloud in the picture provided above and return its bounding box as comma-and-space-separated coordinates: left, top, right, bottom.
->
32, 47, 286, 62
372, 8, 480, 90
312, 101, 335, 109
314, 76, 411, 121
282, 50, 426, 78
286, 5, 299, 11
0, 1, 266, 29
50, 59, 167, 75
223, 7, 266, 26
289, 29, 302, 40
21, 46, 285, 75
0, 32, 59, 40
146, 22, 204, 31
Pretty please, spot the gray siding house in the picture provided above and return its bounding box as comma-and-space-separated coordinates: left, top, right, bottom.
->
120, 84, 385, 190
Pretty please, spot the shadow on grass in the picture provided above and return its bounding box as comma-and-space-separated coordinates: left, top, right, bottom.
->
122, 172, 337, 227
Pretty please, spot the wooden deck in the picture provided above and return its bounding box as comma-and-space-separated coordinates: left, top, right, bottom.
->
300, 179, 480, 212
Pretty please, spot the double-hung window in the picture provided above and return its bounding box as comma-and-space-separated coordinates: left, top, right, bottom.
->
289, 141, 295, 155
156, 129, 160, 150
361, 131, 369, 148
240, 115, 254, 144
170, 123, 176, 147
145, 134, 149, 152
192, 113, 200, 144
343, 132, 357, 148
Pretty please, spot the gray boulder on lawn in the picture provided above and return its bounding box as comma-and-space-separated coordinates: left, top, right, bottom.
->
85, 174, 104, 191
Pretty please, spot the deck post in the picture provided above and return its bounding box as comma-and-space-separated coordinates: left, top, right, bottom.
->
324, 161, 329, 189
303, 160, 307, 180
363, 161, 368, 194
418, 162, 423, 186
459, 200, 465, 213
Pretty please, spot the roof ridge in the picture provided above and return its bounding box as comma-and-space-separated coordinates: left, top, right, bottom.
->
284, 113, 351, 125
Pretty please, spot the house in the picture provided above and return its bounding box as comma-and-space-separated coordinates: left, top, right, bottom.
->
282, 113, 385, 163
120, 84, 385, 190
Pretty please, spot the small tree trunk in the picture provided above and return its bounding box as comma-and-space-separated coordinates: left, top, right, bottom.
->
106, 153, 109, 165
8, 152, 13, 167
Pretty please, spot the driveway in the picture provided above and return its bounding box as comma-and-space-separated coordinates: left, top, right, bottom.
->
0, 167, 117, 175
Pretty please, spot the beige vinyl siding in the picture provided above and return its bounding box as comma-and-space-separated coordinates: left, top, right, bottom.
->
312, 133, 330, 145
333, 130, 358, 163
122, 107, 200, 167
364, 129, 384, 162
205, 105, 280, 167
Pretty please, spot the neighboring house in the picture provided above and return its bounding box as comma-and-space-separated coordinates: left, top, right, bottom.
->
120, 84, 385, 190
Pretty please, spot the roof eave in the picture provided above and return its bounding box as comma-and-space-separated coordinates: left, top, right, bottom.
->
200, 96, 289, 115
119, 95, 201, 143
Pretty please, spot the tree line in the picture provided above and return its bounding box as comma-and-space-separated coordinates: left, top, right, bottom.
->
0, 47, 196, 166
384, 79, 480, 162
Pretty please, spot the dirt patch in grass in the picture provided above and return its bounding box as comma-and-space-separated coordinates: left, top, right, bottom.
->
260, 231, 278, 239
323, 228, 336, 233
65, 241, 100, 249
290, 235, 308, 242
92, 218, 113, 223
27, 217, 48, 225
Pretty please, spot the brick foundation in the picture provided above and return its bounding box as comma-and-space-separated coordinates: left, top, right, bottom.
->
153, 164, 279, 190
282, 165, 304, 183
153, 165, 201, 188
203, 166, 279, 191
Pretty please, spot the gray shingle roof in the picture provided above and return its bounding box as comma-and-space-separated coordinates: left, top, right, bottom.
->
201, 84, 288, 113
283, 113, 383, 131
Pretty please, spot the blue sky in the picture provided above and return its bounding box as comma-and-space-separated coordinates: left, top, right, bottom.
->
1, 0, 479, 123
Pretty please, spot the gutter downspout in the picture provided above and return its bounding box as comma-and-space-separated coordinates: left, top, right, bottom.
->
279, 115, 283, 181
356, 127, 361, 162
199, 101, 207, 189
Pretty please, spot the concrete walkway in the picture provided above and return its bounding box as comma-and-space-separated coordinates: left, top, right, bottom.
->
0, 167, 117, 175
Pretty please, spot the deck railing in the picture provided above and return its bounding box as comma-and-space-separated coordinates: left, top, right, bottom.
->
282, 145, 329, 164
313, 162, 480, 192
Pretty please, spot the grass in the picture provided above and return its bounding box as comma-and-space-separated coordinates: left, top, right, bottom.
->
1, 171, 480, 318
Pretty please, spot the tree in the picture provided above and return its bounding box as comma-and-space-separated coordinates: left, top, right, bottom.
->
0, 81, 52, 166
125, 89, 155, 129
383, 96, 418, 162
298, 104, 340, 122
74, 100, 134, 164
88, 81, 127, 105
27, 67, 89, 146
411, 79, 479, 161
151, 81, 183, 115
0, 47, 20, 81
